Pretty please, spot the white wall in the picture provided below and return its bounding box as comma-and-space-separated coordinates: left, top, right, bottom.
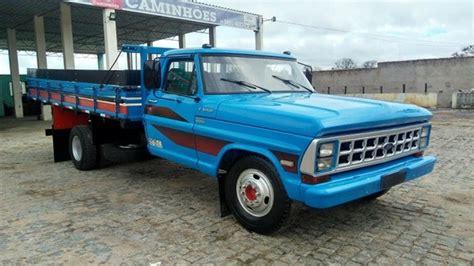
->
313, 56, 474, 107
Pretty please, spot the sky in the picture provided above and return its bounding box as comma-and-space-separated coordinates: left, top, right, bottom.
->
1, 0, 473, 74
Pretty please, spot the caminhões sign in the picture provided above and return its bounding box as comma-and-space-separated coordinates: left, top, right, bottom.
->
67, 0, 259, 30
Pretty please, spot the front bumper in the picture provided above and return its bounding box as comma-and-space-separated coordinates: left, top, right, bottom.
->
300, 155, 436, 208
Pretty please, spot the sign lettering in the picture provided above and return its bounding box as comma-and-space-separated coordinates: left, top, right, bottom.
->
67, 0, 259, 30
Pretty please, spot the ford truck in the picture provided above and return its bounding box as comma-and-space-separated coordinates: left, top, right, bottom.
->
27, 45, 436, 234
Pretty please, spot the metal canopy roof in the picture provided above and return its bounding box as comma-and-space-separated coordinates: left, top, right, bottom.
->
0, 0, 260, 54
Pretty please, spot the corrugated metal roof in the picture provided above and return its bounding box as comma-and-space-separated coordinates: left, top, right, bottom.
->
0, 0, 258, 54
189, 0, 260, 17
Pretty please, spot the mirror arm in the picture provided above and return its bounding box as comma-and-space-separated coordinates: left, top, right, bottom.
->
152, 58, 161, 89
192, 96, 201, 103
297, 61, 313, 72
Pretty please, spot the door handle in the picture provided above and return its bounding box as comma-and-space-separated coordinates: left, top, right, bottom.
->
157, 96, 181, 103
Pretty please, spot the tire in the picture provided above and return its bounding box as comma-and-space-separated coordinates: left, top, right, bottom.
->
363, 189, 390, 201
225, 155, 292, 235
69, 126, 98, 171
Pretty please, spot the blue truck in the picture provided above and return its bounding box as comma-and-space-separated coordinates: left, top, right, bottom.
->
28, 45, 436, 234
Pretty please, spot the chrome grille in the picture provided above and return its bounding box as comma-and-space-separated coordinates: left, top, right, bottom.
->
337, 126, 422, 169
299, 123, 431, 178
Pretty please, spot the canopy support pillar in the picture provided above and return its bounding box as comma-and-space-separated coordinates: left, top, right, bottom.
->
209, 26, 216, 47
255, 16, 263, 50
103, 8, 118, 69
178, 33, 186, 48
97, 53, 105, 70
7, 29, 23, 118
34, 15, 51, 121
60, 3, 75, 69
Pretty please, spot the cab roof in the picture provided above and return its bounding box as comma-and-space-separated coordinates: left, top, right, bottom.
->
163, 47, 296, 60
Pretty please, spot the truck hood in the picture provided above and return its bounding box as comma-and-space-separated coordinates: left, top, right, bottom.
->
215, 93, 432, 137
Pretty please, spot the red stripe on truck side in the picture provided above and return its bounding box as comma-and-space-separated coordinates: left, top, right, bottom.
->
120, 105, 128, 115
96, 101, 115, 113
64, 95, 75, 104
33, 90, 129, 115
145, 105, 187, 122
50, 92, 61, 101
195, 135, 229, 156
152, 124, 230, 156
153, 125, 196, 149
79, 98, 94, 107
39, 90, 48, 98
30, 88, 37, 97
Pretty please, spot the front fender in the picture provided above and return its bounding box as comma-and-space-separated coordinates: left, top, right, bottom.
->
212, 143, 302, 201
194, 118, 312, 202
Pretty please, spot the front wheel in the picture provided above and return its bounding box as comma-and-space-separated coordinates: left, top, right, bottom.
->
225, 156, 292, 235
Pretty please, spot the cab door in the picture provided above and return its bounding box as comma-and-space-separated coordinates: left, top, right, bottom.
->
144, 55, 200, 169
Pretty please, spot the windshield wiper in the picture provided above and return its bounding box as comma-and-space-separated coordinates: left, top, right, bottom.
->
220, 78, 272, 93
272, 75, 314, 93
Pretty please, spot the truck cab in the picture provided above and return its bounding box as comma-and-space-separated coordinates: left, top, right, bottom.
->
28, 45, 436, 234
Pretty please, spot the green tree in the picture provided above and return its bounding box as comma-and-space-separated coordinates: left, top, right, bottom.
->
452, 45, 474, 57
334, 58, 357, 70
362, 60, 377, 68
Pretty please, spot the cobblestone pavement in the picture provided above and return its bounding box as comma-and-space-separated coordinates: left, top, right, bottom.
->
0, 110, 473, 265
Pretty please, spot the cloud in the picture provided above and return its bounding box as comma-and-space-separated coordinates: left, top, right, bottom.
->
1, 0, 472, 73
198, 0, 473, 69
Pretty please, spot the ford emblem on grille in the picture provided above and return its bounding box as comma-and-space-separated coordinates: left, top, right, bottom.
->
383, 143, 394, 152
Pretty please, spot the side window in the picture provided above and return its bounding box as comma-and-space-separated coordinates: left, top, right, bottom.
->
164, 60, 196, 95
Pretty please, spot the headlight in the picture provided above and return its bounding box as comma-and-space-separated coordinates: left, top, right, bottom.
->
316, 142, 336, 172
318, 143, 334, 158
317, 157, 333, 171
420, 136, 429, 148
419, 126, 431, 148
421, 126, 430, 138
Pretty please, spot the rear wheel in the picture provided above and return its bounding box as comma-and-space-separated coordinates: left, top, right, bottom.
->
69, 126, 98, 170
225, 156, 292, 235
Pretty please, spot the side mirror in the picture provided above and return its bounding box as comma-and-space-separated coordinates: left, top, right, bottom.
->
298, 62, 313, 83
304, 67, 313, 83
144, 59, 160, 89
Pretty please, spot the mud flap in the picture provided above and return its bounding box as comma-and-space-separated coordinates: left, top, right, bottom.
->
46, 106, 88, 163
218, 175, 231, 217
46, 128, 71, 162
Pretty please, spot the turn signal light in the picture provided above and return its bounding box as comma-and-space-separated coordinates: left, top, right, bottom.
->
302, 174, 330, 184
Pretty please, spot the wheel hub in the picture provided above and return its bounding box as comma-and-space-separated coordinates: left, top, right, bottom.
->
236, 169, 274, 217
71, 135, 82, 161
244, 185, 257, 201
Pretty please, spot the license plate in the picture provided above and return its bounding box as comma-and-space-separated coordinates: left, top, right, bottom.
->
381, 170, 406, 190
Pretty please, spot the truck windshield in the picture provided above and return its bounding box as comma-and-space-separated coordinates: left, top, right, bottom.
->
201, 55, 315, 94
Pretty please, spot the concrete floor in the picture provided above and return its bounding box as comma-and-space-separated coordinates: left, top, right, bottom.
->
0, 110, 473, 264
